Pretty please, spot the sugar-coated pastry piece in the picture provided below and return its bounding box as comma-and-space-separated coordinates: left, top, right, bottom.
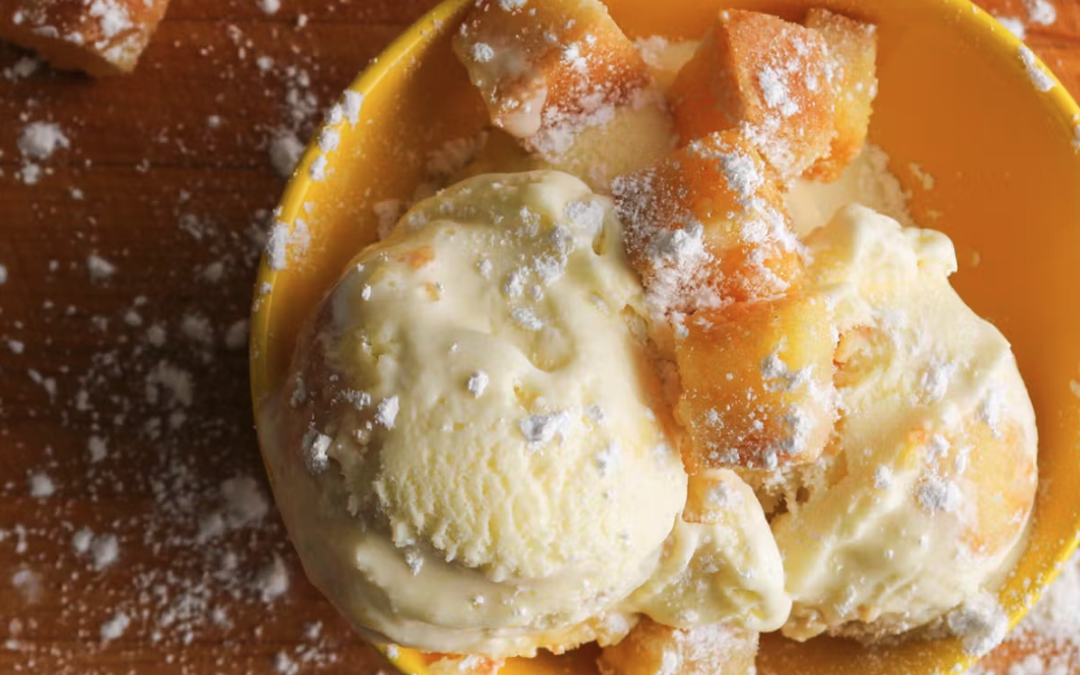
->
598, 618, 758, 675
426, 654, 504, 675
669, 10, 838, 181
452, 0, 652, 160
612, 130, 803, 320
675, 293, 837, 473
802, 9, 879, 182
0, 0, 170, 76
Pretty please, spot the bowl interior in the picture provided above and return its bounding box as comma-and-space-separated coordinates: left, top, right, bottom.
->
250, 0, 1080, 673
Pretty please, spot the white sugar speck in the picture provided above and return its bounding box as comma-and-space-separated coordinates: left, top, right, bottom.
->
88, 436, 108, 462
29, 472, 55, 498
376, 396, 400, 429
343, 91, 364, 125
87, 253, 116, 282
404, 549, 424, 576
92, 534, 119, 571
510, 308, 544, 331
146, 324, 167, 347
17, 122, 69, 160
266, 223, 290, 271
519, 411, 571, 447
947, 592, 1008, 655
1027, 0, 1057, 26
224, 320, 249, 350
995, 15, 1026, 39
472, 43, 495, 63
254, 555, 290, 602
310, 154, 329, 181
12, 568, 42, 603
221, 476, 269, 528
269, 131, 304, 179
1019, 45, 1056, 92
257, 0, 280, 15
304, 431, 331, 473
467, 371, 489, 398
73, 528, 94, 554
100, 612, 130, 643
916, 478, 961, 513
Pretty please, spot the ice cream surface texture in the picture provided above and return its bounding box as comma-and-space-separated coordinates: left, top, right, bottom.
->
260, 171, 790, 658
772, 205, 1038, 640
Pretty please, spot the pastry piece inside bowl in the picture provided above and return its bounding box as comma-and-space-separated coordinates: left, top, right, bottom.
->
249, 0, 1080, 674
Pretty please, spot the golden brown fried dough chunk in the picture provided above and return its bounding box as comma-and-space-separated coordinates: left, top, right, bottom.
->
612, 131, 803, 316
669, 10, 837, 181
803, 8, 879, 181
0, 0, 170, 76
453, 0, 651, 160
675, 292, 837, 472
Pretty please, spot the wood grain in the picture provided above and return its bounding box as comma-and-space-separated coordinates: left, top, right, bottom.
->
0, 1, 1077, 674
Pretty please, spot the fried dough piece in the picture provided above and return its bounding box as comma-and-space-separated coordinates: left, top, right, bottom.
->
675, 292, 837, 472
453, 0, 652, 161
669, 10, 837, 181
612, 130, 802, 317
0, 0, 170, 76
802, 9, 878, 181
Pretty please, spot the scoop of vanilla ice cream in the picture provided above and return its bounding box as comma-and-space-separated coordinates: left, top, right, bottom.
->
772, 205, 1038, 641
259, 171, 790, 658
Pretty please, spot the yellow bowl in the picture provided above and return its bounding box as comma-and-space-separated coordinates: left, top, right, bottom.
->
250, 0, 1080, 673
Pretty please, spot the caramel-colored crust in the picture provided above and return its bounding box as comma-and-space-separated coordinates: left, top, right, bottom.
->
669, 10, 837, 180
802, 8, 879, 182
0, 0, 170, 76
598, 618, 758, 675
452, 0, 650, 155
675, 292, 837, 472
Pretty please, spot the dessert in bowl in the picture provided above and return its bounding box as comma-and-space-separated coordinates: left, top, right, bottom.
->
250, 1, 1080, 673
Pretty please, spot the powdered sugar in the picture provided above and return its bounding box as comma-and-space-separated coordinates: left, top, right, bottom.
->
758, 66, 799, 117
18, 122, 69, 160
467, 371, 489, 398
1026, 0, 1057, 26
519, 411, 572, 447
29, 472, 55, 498
996, 16, 1027, 40
99, 612, 130, 642
86, 253, 116, 282
1019, 46, 1056, 92
947, 592, 1009, 655
375, 396, 400, 429
269, 130, 304, 178
916, 477, 961, 513
91, 533, 120, 570
254, 554, 290, 602
510, 307, 545, 331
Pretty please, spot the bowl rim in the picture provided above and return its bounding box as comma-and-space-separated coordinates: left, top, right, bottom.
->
249, 0, 1080, 671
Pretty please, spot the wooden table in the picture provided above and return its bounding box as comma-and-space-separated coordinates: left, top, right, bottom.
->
0, 1, 1076, 674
